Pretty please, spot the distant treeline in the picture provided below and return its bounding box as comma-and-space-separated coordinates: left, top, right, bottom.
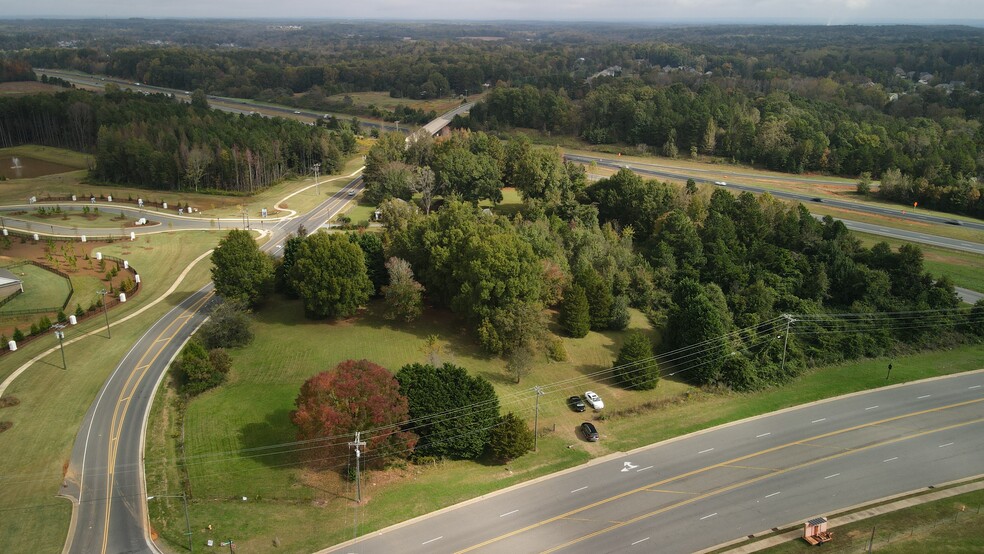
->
464, 81, 984, 218
0, 88, 355, 192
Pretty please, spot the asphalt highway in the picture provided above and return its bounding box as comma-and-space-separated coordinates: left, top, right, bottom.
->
567, 153, 984, 232
327, 371, 984, 554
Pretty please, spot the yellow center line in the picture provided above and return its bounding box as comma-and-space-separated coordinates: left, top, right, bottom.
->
542, 416, 984, 553
454, 397, 984, 554
100, 291, 213, 554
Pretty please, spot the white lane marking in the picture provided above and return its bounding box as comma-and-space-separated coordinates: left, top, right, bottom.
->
865, 405, 879, 410
883, 457, 899, 462
939, 442, 954, 448
421, 536, 443, 545
700, 513, 718, 520
756, 432, 771, 438
698, 448, 714, 454
499, 510, 518, 518
637, 466, 654, 472
969, 385, 981, 390
631, 537, 650, 546
918, 394, 932, 399
571, 486, 588, 493
765, 491, 781, 498
824, 473, 841, 480
812, 418, 827, 423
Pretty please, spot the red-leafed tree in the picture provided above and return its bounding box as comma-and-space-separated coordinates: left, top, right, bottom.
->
290, 360, 416, 470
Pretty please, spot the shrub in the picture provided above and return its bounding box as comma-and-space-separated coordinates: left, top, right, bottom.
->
486, 413, 534, 462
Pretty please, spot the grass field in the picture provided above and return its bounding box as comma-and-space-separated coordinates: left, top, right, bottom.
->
0, 231, 220, 554
0, 262, 71, 313
145, 285, 984, 553
329, 91, 466, 116
759, 486, 984, 553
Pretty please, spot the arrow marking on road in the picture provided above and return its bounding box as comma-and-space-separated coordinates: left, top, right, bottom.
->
622, 462, 639, 472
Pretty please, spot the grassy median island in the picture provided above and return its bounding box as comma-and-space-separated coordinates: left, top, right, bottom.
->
0, 231, 221, 553
144, 289, 984, 553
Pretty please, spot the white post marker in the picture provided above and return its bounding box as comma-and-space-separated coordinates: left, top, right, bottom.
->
119, 293, 126, 303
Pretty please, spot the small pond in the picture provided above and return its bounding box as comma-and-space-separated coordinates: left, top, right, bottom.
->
0, 155, 79, 180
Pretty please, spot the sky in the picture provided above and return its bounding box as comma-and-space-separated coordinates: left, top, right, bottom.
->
6, 0, 984, 24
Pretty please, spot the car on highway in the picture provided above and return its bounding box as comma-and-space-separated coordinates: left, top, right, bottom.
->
714, 181, 727, 186
946, 219, 963, 225
568, 396, 586, 412
580, 422, 599, 442
584, 390, 604, 410
293, 110, 301, 114
811, 197, 823, 202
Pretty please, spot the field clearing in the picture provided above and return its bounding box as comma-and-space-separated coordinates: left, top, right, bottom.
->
331, 90, 469, 115
0, 231, 220, 552
0, 81, 66, 95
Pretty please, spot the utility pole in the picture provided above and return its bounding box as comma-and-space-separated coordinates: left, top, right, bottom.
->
312, 163, 321, 196
778, 314, 796, 374
52, 323, 67, 369
533, 386, 544, 452
98, 289, 111, 338
147, 493, 193, 553
348, 431, 367, 503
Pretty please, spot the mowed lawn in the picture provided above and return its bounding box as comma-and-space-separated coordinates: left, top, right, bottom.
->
0, 231, 221, 553
160, 288, 984, 553
0, 262, 71, 313
167, 299, 665, 552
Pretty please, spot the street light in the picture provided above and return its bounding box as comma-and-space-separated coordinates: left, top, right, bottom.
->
148, 492, 193, 553
312, 163, 321, 196
52, 323, 67, 369
98, 289, 111, 338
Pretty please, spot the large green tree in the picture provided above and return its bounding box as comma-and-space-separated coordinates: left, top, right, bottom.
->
558, 284, 590, 338
486, 412, 534, 462
613, 331, 658, 390
210, 229, 273, 307
288, 231, 373, 319
395, 363, 499, 460
665, 279, 730, 386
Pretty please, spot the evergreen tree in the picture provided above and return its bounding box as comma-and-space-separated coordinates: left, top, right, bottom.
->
613, 331, 658, 390
558, 284, 590, 338
486, 412, 534, 462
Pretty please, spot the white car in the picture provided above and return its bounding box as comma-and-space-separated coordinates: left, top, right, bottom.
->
714, 181, 727, 186
584, 391, 604, 410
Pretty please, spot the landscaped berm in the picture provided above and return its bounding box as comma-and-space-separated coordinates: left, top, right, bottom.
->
0, 235, 139, 347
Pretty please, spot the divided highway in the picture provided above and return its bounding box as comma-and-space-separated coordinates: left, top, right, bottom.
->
328, 372, 984, 554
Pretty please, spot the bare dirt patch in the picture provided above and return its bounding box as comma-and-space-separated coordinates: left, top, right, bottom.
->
0, 81, 63, 95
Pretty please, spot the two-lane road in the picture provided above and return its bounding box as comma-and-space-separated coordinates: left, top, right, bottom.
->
327, 371, 984, 554
61, 178, 365, 554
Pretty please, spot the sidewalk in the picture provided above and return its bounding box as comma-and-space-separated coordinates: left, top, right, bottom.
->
710, 475, 984, 553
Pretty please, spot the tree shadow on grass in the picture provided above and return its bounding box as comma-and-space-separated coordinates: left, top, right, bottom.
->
238, 408, 297, 469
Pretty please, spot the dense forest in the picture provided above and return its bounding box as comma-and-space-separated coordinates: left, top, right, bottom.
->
355, 130, 983, 391
5, 21, 983, 214
0, 88, 354, 191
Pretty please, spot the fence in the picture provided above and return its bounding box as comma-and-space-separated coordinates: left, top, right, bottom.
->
0, 260, 74, 316
0, 252, 141, 356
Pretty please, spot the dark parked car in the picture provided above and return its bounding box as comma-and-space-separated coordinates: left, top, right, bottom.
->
946, 219, 963, 226
580, 422, 599, 442
568, 396, 586, 412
